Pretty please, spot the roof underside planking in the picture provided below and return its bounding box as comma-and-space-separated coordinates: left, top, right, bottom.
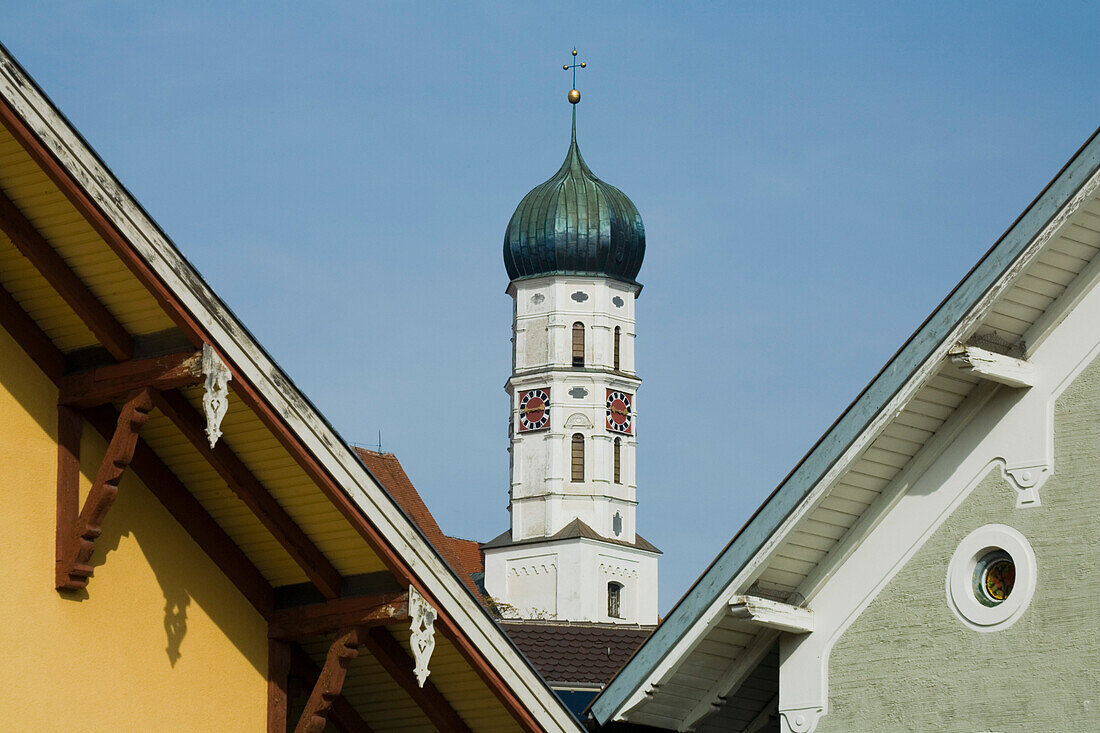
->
0, 42, 580, 733
592, 127, 1100, 731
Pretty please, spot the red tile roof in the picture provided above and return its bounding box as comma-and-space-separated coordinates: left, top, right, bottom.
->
353, 447, 482, 599
499, 621, 656, 686
448, 536, 484, 575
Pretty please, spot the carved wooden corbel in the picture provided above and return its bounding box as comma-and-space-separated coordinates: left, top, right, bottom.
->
201, 343, 231, 448
56, 388, 154, 590
295, 627, 363, 733
408, 585, 437, 688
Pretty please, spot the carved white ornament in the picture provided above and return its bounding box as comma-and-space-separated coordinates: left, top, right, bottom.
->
408, 585, 437, 688
201, 343, 232, 448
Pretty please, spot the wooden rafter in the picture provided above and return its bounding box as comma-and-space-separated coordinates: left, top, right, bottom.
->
152, 389, 343, 600
82, 405, 275, 616
290, 644, 373, 733
57, 388, 152, 589
295, 627, 363, 733
0, 186, 133, 361
268, 592, 408, 641
60, 349, 203, 407
0, 281, 64, 382
361, 627, 472, 733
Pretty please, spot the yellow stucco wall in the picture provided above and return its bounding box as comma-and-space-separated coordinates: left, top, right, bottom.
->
0, 324, 269, 730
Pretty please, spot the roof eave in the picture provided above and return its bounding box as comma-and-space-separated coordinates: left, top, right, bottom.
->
590, 123, 1100, 725
0, 42, 582, 733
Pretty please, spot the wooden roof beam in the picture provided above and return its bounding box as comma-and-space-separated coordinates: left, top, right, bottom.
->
361, 627, 473, 733
83, 403, 275, 617
59, 349, 203, 407
268, 593, 408, 641
0, 186, 133, 361
152, 389, 344, 600
949, 342, 1037, 388
0, 281, 64, 382
728, 595, 814, 634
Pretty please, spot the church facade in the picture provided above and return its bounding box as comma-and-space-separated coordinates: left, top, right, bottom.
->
590, 127, 1100, 731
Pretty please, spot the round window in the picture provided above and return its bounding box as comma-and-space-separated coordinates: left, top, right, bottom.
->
947, 524, 1035, 632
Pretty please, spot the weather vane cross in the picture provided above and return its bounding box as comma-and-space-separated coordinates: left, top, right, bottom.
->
563, 48, 586, 104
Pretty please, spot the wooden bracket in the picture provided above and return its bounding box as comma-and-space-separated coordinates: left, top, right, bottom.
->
56, 388, 154, 590
295, 627, 364, 733
288, 644, 372, 733
728, 595, 814, 634
949, 343, 1036, 388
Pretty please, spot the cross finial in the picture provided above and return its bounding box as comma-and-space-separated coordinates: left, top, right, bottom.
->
563, 48, 586, 104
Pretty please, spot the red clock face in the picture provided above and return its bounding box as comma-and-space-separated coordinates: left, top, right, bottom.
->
518, 389, 550, 432
606, 390, 632, 434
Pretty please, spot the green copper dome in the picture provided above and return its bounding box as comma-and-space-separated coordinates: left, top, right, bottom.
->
504, 111, 645, 285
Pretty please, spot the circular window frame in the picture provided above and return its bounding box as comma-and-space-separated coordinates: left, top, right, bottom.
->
946, 524, 1036, 632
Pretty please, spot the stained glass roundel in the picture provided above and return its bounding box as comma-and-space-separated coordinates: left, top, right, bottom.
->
973, 550, 1015, 607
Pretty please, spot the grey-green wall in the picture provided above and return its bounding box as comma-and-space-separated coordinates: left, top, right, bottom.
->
817, 354, 1100, 732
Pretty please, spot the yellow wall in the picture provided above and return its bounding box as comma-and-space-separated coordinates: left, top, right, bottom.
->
0, 324, 269, 730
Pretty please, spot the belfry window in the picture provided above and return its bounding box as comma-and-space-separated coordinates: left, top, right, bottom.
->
571, 433, 585, 482
613, 437, 622, 484
613, 326, 621, 370
608, 582, 623, 618
572, 322, 585, 367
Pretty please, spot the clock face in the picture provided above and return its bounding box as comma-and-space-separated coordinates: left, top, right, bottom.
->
518, 389, 550, 432
606, 390, 632, 434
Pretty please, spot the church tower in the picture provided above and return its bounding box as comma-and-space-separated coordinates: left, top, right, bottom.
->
483, 67, 659, 625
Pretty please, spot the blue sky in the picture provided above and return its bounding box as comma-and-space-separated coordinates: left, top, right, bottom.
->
3, 3, 1097, 611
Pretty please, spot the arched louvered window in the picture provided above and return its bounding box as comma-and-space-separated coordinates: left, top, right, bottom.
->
613, 437, 622, 484
613, 326, 621, 371
608, 582, 623, 618
572, 322, 585, 367
571, 433, 585, 482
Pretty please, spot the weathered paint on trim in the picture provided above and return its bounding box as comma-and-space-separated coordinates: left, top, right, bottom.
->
591, 125, 1100, 724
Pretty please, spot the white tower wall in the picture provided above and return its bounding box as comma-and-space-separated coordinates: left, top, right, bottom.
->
484, 274, 659, 624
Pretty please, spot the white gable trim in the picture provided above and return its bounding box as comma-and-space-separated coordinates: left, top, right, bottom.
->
777, 259, 1100, 733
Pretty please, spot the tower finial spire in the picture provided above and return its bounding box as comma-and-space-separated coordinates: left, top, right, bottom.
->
563, 47, 586, 105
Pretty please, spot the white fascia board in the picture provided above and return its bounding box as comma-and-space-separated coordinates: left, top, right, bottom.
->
592, 127, 1100, 725
728, 596, 813, 634
0, 45, 581, 732
949, 343, 1037, 387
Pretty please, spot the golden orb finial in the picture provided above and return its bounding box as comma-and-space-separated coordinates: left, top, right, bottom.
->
564, 48, 587, 105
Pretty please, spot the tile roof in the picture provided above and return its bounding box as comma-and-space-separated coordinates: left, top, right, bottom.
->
448, 536, 485, 575
353, 447, 482, 598
482, 517, 661, 553
500, 621, 656, 686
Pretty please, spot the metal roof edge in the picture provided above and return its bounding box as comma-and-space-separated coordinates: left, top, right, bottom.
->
590, 123, 1100, 725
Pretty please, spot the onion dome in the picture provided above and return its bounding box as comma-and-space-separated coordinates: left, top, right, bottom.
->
504, 110, 645, 285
